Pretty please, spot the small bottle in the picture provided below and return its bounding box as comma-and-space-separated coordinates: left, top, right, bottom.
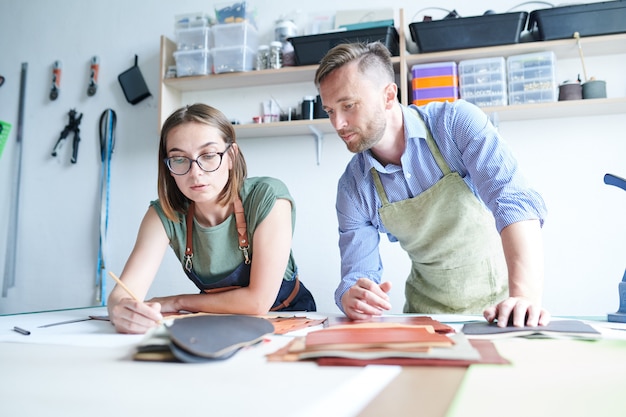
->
301, 96, 315, 120
256, 45, 269, 70
269, 41, 283, 69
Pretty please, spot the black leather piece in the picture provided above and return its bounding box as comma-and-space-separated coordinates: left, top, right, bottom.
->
166, 315, 275, 361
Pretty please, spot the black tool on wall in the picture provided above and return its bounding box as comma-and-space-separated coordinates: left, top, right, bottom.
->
118, 54, 151, 105
51, 109, 83, 163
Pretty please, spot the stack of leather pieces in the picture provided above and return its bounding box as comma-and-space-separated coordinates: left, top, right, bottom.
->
267, 316, 509, 367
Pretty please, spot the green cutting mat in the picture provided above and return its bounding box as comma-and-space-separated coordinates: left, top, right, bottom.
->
0, 121, 12, 160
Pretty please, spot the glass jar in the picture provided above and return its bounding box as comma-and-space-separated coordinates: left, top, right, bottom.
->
269, 41, 283, 69
256, 45, 269, 70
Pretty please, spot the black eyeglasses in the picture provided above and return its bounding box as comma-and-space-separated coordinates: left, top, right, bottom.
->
164, 143, 232, 175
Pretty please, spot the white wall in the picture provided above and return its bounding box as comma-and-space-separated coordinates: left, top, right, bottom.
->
0, 0, 624, 317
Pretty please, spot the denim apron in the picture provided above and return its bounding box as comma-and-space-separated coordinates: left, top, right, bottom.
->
370, 113, 508, 314
182, 198, 316, 312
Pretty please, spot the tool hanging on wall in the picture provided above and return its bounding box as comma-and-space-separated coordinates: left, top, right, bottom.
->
87, 56, 99, 97
2, 63, 27, 297
0, 121, 12, 160
51, 109, 83, 163
96, 108, 117, 304
118, 54, 151, 105
49, 60, 61, 101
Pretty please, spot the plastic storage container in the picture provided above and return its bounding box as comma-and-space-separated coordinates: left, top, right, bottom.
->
173, 49, 212, 76
212, 22, 258, 49
507, 51, 557, 105
289, 26, 400, 66
458, 57, 507, 108
214, 1, 255, 26
528, 1, 626, 40
411, 62, 458, 105
409, 12, 528, 53
175, 13, 211, 30
212, 46, 255, 73
175, 27, 212, 51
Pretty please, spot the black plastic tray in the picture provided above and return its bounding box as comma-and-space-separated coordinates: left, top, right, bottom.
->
528, 1, 626, 40
409, 12, 528, 53
289, 26, 399, 66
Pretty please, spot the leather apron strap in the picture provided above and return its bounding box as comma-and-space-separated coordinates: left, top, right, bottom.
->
185, 196, 250, 273
270, 276, 300, 311
183, 197, 301, 311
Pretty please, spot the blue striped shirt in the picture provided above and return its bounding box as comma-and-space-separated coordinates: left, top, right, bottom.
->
334, 100, 547, 310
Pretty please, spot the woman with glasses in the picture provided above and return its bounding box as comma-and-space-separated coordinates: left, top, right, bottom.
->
107, 103, 316, 334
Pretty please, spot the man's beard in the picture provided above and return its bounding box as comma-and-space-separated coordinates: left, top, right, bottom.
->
341, 117, 386, 154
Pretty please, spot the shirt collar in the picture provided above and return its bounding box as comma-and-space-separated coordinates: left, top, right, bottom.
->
360, 104, 428, 175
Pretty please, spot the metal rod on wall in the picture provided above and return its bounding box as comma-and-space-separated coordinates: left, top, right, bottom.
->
3, 62, 28, 297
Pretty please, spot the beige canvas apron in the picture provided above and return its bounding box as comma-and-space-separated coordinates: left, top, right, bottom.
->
370, 113, 508, 314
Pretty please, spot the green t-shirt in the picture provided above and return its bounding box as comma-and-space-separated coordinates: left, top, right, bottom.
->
151, 176, 297, 286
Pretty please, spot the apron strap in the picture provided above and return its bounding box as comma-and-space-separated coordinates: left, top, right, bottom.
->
270, 276, 301, 311
184, 195, 250, 273
184, 203, 195, 272
234, 196, 250, 264
370, 108, 455, 206
412, 107, 451, 176
370, 168, 390, 205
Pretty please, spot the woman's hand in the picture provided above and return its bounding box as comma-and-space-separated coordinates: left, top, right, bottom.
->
108, 298, 163, 334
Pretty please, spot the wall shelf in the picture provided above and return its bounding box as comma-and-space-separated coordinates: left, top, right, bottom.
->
159, 25, 626, 145
483, 97, 626, 122
235, 119, 334, 164
404, 33, 626, 66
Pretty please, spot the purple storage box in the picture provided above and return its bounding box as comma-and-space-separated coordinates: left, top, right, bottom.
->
411, 62, 457, 78
413, 86, 459, 100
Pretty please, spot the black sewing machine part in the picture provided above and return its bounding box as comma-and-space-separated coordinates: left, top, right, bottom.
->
51, 109, 83, 163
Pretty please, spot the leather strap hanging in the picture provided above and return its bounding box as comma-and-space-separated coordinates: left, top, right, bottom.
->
184, 196, 250, 273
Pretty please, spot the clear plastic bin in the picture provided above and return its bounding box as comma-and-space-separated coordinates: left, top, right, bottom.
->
175, 27, 212, 51
459, 57, 507, 107
173, 49, 212, 76
507, 51, 557, 105
509, 89, 558, 105
212, 46, 255, 73
212, 22, 258, 49
214, 2, 256, 27
175, 13, 211, 30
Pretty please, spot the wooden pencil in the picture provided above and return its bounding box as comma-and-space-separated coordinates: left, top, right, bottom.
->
108, 271, 141, 302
